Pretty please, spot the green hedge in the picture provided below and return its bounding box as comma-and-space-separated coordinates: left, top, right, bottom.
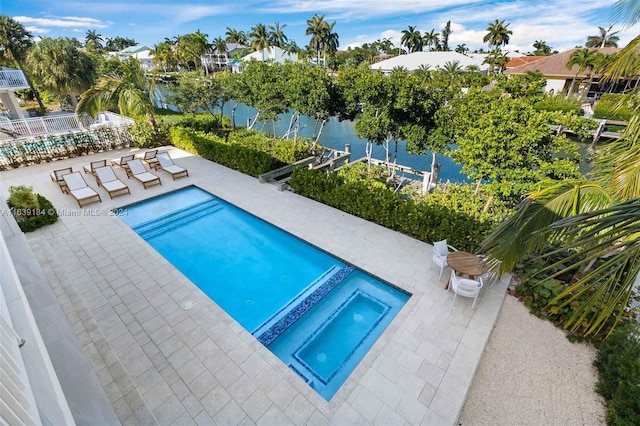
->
594, 94, 634, 122
169, 126, 318, 177
594, 327, 640, 425
288, 167, 492, 251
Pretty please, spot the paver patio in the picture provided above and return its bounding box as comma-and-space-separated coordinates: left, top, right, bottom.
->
0, 147, 508, 425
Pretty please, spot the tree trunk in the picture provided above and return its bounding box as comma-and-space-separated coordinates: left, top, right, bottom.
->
482, 195, 494, 213
474, 178, 482, 196
366, 141, 373, 170
146, 112, 159, 133
69, 93, 78, 109
313, 119, 326, 147
16, 59, 46, 112
231, 102, 238, 128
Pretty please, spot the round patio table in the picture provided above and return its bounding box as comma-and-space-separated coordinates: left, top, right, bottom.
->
446, 251, 486, 289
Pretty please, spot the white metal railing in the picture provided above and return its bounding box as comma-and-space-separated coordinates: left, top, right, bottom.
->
0, 111, 134, 141
0, 69, 29, 89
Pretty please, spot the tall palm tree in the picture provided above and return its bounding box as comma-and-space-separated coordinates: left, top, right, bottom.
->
177, 31, 209, 71
306, 14, 328, 65
423, 29, 440, 51
212, 37, 227, 55
483, 19, 513, 51
249, 23, 270, 57
586, 26, 620, 48
27, 37, 96, 108
77, 58, 158, 131
0, 15, 46, 111
225, 28, 247, 45
401, 25, 423, 53
566, 48, 597, 96
440, 21, 452, 51
268, 21, 288, 48
324, 21, 340, 58
85, 29, 103, 51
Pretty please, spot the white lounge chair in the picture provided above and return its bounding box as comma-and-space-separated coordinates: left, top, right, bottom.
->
111, 154, 135, 168
63, 172, 102, 207
127, 159, 161, 189
432, 239, 458, 279
50, 167, 73, 193
156, 152, 189, 180
83, 159, 107, 175
138, 149, 159, 168
95, 166, 130, 199
450, 270, 483, 309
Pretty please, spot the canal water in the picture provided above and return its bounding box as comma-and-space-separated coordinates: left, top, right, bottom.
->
155, 87, 469, 183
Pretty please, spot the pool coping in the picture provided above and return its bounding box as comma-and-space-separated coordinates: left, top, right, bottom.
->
1, 146, 509, 425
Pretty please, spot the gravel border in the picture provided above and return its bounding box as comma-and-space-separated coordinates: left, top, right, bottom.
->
459, 295, 606, 425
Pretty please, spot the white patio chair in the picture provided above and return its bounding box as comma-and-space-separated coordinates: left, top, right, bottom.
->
450, 270, 483, 309
432, 239, 458, 279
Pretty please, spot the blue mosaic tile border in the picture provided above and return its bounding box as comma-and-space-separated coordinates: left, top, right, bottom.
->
291, 289, 391, 386
257, 265, 355, 346
288, 364, 311, 383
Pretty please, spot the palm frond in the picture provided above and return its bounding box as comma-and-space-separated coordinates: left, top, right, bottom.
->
612, 0, 640, 28
539, 198, 640, 335
479, 180, 612, 271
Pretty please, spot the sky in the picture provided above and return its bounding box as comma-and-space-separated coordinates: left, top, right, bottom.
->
3, 0, 637, 55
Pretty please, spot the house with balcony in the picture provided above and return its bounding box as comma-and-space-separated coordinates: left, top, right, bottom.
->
231, 46, 298, 73
200, 43, 247, 72
0, 68, 134, 148
0, 67, 31, 120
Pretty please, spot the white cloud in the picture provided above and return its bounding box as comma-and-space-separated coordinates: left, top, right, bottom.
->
72, 28, 83, 32
15, 15, 109, 29
25, 26, 50, 34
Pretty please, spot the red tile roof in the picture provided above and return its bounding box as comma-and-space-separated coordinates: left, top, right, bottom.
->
505, 47, 620, 78
505, 56, 546, 68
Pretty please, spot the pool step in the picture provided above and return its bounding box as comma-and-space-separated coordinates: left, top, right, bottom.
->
254, 264, 355, 346
134, 199, 222, 239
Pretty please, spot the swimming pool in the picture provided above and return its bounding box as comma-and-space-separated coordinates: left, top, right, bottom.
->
118, 186, 409, 400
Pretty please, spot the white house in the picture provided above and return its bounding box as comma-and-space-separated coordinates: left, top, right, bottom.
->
201, 43, 247, 71
232, 46, 298, 73
117, 45, 154, 71
370, 51, 488, 74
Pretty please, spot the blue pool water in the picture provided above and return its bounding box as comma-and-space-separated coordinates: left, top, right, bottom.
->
118, 186, 409, 400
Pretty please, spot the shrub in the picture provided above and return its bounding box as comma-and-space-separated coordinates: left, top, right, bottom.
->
129, 122, 170, 148
169, 114, 232, 134
594, 94, 635, 122
289, 167, 493, 251
534, 95, 581, 114
7, 187, 58, 232
7, 185, 39, 212
594, 327, 640, 425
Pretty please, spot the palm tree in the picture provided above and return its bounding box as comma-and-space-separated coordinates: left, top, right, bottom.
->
423, 29, 440, 51
225, 28, 247, 45
0, 15, 46, 111
566, 48, 597, 96
150, 42, 176, 72
439, 60, 462, 80
440, 21, 452, 51
27, 37, 96, 108
401, 25, 423, 53
324, 21, 340, 58
483, 19, 513, 51
77, 58, 159, 131
532, 40, 553, 56
268, 21, 288, 48
586, 26, 620, 48
249, 23, 270, 58
177, 31, 209, 71
483, 49, 509, 74
212, 37, 227, 55
85, 29, 103, 51
480, 0, 640, 337
455, 44, 469, 55
306, 14, 328, 65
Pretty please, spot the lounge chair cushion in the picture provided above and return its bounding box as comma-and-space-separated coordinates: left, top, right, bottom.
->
102, 180, 127, 192
64, 172, 89, 191
71, 187, 99, 200
95, 166, 117, 183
